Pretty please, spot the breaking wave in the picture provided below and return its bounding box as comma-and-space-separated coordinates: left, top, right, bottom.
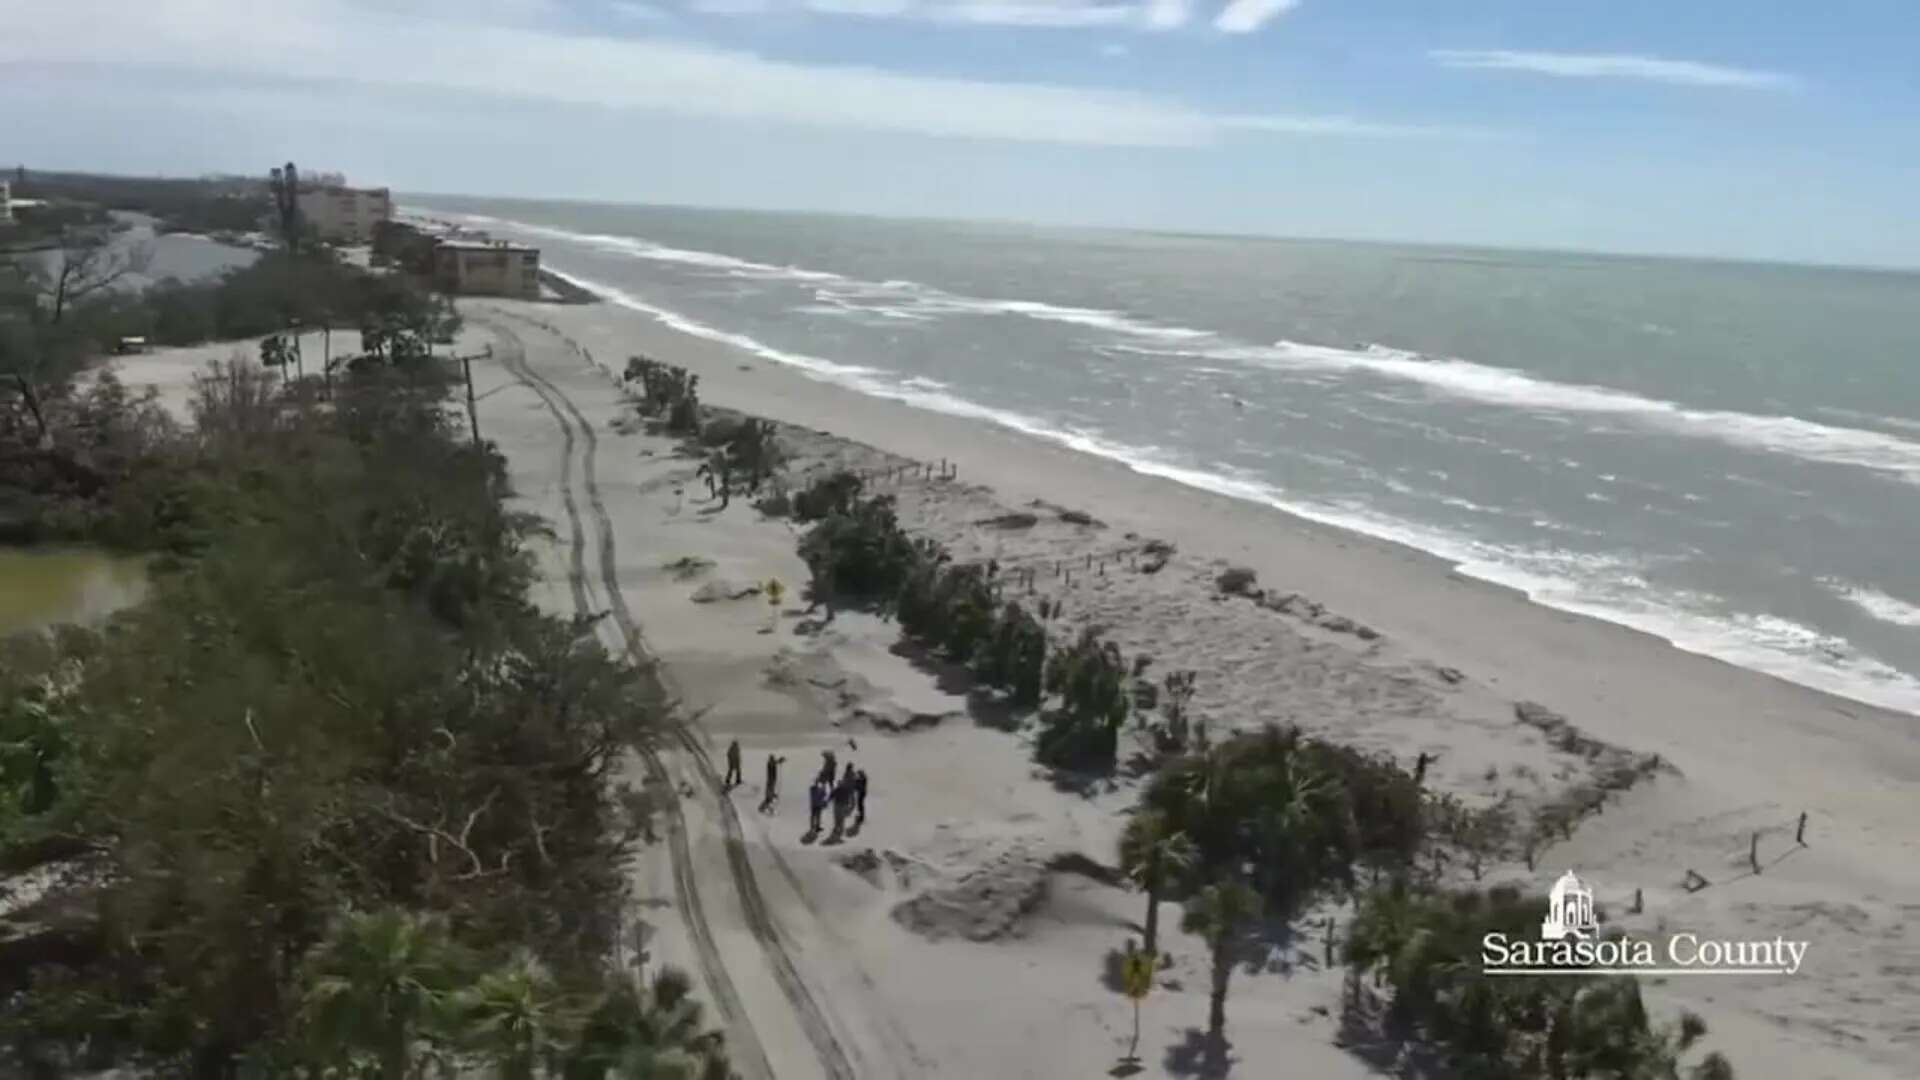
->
447, 210, 1920, 486
1826, 581, 1920, 628
546, 262, 1920, 715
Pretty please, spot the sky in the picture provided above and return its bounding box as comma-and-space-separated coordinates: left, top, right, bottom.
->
1, 0, 1916, 267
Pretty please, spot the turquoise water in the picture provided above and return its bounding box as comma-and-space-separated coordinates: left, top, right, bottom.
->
415, 195, 1920, 714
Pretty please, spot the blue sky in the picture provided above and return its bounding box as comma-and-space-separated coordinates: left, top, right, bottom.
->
2, 0, 1916, 266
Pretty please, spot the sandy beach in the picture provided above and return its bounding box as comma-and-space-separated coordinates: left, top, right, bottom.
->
118, 300, 1920, 1079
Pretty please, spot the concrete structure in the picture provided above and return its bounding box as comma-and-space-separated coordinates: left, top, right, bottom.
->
296, 185, 392, 245
1, 180, 11, 224
434, 239, 542, 299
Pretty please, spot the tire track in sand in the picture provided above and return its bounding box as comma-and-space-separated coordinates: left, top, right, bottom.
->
484, 323, 775, 1080
484, 317, 857, 1080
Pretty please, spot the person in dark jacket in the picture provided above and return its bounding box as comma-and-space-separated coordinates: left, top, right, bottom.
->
759, 754, 786, 813
808, 780, 827, 834
828, 774, 852, 841
853, 768, 869, 827
724, 739, 743, 788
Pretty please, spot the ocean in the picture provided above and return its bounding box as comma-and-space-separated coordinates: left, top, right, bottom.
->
412, 195, 1920, 715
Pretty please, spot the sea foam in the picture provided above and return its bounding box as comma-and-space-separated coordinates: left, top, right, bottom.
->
544, 264, 1920, 715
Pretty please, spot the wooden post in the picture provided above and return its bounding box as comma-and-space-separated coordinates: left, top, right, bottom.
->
1749, 832, 1761, 875
1323, 918, 1335, 967
1796, 812, 1808, 846
1630, 887, 1643, 914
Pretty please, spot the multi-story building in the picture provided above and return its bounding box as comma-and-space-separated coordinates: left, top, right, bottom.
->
1, 180, 12, 225
433, 239, 542, 299
295, 185, 392, 245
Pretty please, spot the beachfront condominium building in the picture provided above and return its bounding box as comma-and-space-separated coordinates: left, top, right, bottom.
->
434, 239, 542, 299
0, 180, 12, 225
296, 185, 392, 245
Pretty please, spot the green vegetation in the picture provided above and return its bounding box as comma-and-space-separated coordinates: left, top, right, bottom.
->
791, 468, 1136, 769
622, 355, 701, 437
1037, 629, 1130, 768
0, 236, 456, 547
1, 250, 726, 1074
1345, 884, 1733, 1079
7, 169, 271, 240
1115, 810, 1195, 962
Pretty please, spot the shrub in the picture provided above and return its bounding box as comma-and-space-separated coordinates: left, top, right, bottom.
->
797, 493, 919, 604
1036, 629, 1130, 770
1140, 725, 1425, 916
1216, 565, 1258, 596
792, 469, 865, 522
1345, 884, 1736, 1079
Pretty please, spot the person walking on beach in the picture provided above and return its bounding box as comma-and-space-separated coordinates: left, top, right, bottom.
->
808, 780, 827, 835
828, 774, 852, 842
759, 754, 786, 813
853, 768, 869, 827
724, 739, 743, 788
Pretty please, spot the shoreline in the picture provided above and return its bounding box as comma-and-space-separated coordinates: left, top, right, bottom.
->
456, 297, 1918, 1078
400, 205, 1920, 720
541, 265, 1919, 724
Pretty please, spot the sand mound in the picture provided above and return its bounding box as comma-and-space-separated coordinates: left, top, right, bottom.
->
690, 578, 762, 603
834, 847, 930, 890
890, 842, 1050, 942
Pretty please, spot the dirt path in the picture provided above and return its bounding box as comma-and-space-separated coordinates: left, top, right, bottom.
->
478, 314, 860, 1080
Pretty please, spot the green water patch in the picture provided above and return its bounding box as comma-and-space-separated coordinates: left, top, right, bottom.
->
0, 547, 149, 638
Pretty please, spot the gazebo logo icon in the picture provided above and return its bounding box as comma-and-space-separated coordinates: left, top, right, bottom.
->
1541, 870, 1597, 940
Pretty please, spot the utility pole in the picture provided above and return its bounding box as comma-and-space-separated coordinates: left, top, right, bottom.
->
463, 346, 485, 446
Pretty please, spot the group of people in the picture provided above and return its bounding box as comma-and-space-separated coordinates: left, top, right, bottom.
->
806, 749, 868, 841
727, 741, 869, 841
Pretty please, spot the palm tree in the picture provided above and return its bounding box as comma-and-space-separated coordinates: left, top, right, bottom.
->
455, 952, 568, 1080
298, 909, 470, 1079
1180, 878, 1260, 1073
1117, 810, 1197, 960
1554, 977, 1731, 1080
562, 966, 732, 1080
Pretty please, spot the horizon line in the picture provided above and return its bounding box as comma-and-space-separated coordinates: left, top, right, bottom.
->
399, 186, 1920, 278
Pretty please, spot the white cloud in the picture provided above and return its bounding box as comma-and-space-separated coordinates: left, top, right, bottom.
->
730, 0, 1140, 27
931, 1, 1136, 28
1213, 0, 1298, 34
701, 0, 1201, 30
1100, 42, 1130, 57
1431, 49, 1796, 89
1143, 0, 1190, 29
609, 0, 670, 17
803, 0, 916, 13
1222, 115, 1493, 139
607, 0, 672, 18
1, 0, 1476, 148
